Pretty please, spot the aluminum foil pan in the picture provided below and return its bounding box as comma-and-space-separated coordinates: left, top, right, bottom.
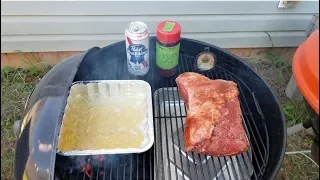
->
57, 80, 154, 156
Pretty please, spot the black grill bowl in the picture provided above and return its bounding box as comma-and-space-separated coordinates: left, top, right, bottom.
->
14, 37, 286, 180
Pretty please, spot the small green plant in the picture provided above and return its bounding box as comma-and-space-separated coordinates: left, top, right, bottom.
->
249, 48, 293, 81
1, 67, 49, 88
265, 49, 292, 81
282, 100, 309, 127
14, 50, 49, 76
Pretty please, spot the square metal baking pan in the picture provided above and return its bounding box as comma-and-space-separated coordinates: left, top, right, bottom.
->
57, 80, 154, 156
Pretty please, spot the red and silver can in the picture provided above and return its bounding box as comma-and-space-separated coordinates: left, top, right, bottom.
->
125, 21, 149, 76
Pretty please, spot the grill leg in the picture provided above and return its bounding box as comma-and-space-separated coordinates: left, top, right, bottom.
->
311, 140, 319, 165
13, 120, 21, 138
285, 75, 304, 101
287, 123, 306, 136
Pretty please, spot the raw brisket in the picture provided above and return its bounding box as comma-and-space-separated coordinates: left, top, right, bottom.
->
176, 72, 249, 156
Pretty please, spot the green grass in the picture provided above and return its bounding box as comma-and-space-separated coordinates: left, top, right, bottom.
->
1, 52, 51, 179
13, 50, 46, 69
282, 100, 309, 127
265, 49, 292, 77
1, 67, 49, 180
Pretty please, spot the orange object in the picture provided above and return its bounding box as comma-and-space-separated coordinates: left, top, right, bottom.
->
292, 30, 319, 114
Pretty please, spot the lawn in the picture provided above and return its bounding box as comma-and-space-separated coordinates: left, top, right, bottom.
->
1, 50, 319, 179
1, 67, 50, 180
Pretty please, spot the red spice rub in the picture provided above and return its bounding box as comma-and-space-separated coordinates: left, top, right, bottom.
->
176, 72, 248, 156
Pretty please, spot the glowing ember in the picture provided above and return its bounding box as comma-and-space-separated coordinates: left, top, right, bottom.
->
80, 155, 105, 178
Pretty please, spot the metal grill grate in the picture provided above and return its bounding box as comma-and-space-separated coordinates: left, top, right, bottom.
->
56, 152, 153, 180
55, 52, 269, 180
152, 55, 268, 180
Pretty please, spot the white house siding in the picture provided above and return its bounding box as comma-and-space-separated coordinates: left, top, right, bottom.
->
1, 1, 319, 53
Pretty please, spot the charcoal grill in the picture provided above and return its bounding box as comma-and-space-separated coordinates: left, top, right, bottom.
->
14, 37, 286, 180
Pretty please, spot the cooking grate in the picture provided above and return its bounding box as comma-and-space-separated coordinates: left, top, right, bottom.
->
152, 55, 268, 180
55, 153, 153, 180
55, 51, 269, 180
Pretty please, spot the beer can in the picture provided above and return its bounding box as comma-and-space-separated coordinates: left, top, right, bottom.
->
125, 21, 150, 76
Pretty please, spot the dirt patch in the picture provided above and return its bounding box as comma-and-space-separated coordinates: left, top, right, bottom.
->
276, 132, 319, 180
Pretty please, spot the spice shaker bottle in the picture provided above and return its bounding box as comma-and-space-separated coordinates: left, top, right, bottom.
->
156, 21, 181, 77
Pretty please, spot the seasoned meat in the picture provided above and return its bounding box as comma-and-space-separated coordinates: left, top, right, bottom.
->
176, 72, 248, 156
